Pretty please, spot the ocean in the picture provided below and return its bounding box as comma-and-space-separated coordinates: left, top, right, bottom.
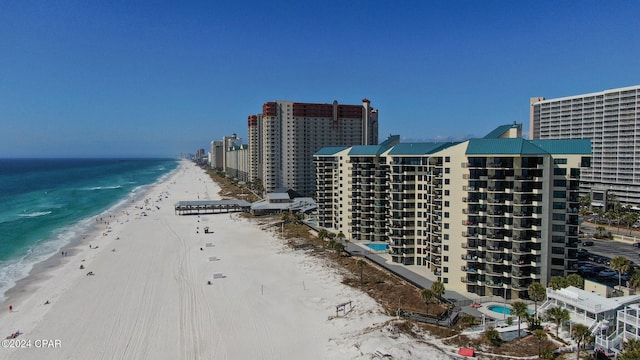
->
0, 158, 179, 299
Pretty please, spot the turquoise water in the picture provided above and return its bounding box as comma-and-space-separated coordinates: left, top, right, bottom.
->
0, 158, 178, 299
365, 243, 388, 251
488, 305, 533, 315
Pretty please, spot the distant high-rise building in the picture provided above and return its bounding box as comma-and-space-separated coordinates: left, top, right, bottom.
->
530, 85, 640, 210
248, 99, 378, 195
209, 140, 223, 169
247, 114, 263, 186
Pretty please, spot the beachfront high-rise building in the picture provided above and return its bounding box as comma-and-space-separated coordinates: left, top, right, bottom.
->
530, 85, 640, 210
247, 114, 263, 186
248, 99, 378, 196
314, 124, 591, 300
209, 140, 224, 169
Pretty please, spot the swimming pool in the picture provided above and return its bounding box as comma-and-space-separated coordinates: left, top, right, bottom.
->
364, 243, 388, 251
487, 305, 533, 315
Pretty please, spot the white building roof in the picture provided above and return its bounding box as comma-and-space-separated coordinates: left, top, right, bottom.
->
548, 286, 640, 314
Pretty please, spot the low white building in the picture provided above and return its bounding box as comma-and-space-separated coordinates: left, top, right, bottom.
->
250, 192, 316, 216
595, 302, 640, 355
538, 286, 640, 337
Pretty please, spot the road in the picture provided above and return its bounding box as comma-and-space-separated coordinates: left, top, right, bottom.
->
580, 222, 640, 265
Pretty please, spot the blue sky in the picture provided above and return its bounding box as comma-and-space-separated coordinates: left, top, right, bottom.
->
1, 1, 639, 157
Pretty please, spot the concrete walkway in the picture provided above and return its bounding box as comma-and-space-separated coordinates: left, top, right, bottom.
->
342, 241, 491, 322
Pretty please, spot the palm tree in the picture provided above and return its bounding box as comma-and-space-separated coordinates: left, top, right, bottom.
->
511, 301, 529, 338
357, 258, 366, 285
571, 323, 592, 360
431, 281, 445, 302
421, 288, 435, 313
566, 274, 584, 289
317, 229, 329, 247
533, 329, 547, 359
611, 256, 631, 288
549, 276, 567, 290
528, 282, 547, 315
317, 229, 328, 240
620, 339, 640, 360
545, 306, 570, 337
629, 270, 640, 293
624, 212, 639, 235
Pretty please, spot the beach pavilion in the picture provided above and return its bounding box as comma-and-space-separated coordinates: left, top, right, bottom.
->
174, 199, 252, 215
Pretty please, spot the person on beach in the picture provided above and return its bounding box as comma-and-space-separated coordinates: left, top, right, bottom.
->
9, 305, 12, 312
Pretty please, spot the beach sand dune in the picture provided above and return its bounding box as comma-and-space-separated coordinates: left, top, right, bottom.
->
0, 162, 455, 360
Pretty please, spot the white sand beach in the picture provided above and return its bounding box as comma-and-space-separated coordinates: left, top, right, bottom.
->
0, 161, 457, 360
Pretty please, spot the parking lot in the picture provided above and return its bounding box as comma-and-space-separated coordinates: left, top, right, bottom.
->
580, 222, 640, 262
576, 223, 640, 284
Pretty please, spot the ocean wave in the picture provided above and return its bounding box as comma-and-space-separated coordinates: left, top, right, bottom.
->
0, 218, 90, 302
18, 211, 52, 218
86, 185, 123, 191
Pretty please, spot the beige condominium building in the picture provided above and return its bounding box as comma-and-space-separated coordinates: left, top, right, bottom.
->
248, 99, 378, 196
314, 124, 591, 300
531, 85, 640, 210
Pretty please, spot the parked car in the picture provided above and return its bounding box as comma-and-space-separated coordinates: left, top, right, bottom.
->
582, 240, 594, 246
633, 242, 640, 248
597, 269, 617, 278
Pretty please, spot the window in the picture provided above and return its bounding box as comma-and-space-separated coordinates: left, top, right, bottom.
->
443, 278, 448, 283
553, 158, 568, 164
445, 168, 450, 174
444, 256, 449, 262
553, 201, 565, 209
551, 247, 565, 255
444, 201, 449, 207
444, 267, 449, 273
552, 224, 565, 232
444, 223, 449, 229
444, 245, 449, 251
445, 190, 450, 196
553, 191, 566, 198
444, 212, 449, 218
554, 168, 567, 175
445, 179, 450, 185
555, 179, 568, 187
552, 213, 566, 221
445, 156, 450, 162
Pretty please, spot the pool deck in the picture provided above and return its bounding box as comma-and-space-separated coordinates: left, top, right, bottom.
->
473, 301, 535, 320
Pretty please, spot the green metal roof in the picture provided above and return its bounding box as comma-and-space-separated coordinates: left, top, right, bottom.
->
348, 145, 392, 156
466, 138, 592, 155
314, 146, 349, 156
483, 124, 519, 139
530, 139, 592, 154
380, 134, 401, 147
387, 142, 457, 155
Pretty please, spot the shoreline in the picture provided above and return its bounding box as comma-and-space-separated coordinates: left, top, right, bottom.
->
0, 161, 457, 360
0, 161, 183, 307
